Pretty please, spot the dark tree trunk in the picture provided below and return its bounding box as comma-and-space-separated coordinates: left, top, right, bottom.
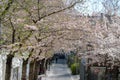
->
39, 59, 45, 75
12, 29, 15, 44
38, 0, 40, 19
22, 60, 28, 80
0, 18, 2, 41
33, 60, 36, 80
5, 55, 14, 80
9, 18, 15, 44
34, 60, 40, 80
29, 61, 35, 80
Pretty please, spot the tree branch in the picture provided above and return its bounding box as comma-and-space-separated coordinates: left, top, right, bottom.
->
33, 2, 77, 23
0, 0, 14, 17
9, 17, 16, 44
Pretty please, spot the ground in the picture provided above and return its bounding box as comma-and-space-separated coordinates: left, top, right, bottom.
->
38, 59, 79, 80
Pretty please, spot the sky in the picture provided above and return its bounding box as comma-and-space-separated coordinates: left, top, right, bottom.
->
74, 0, 104, 15
64, 0, 120, 15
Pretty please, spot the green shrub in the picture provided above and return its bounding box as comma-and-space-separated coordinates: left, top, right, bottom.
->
70, 63, 80, 75
67, 59, 73, 67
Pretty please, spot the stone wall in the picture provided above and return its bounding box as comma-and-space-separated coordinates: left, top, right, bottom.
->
0, 50, 47, 80
10, 57, 23, 80
0, 54, 7, 80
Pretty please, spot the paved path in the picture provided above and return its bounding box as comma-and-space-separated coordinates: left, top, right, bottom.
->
39, 59, 79, 80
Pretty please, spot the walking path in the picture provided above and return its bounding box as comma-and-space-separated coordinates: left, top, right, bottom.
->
38, 59, 79, 80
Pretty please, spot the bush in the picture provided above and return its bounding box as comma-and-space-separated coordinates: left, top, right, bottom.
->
70, 63, 80, 75
67, 59, 73, 67
67, 55, 76, 67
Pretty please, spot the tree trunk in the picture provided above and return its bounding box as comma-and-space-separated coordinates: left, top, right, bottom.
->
0, 18, 2, 41
34, 60, 40, 80
22, 60, 28, 80
33, 60, 36, 80
9, 18, 15, 44
5, 55, 14, 80
29, 61, 35, 80
39, 59, 45, 75
12, 29, 15, 44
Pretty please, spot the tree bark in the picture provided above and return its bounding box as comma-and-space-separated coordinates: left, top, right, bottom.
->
34, 60, 40, 80
9, 18, 15, 44
5, 55, 14, 80
29, 61, 35, 80
32, 1, 77, 23
22, 60, 28, 80
0, 0, 14, 17
0, 18, 2, 41
12, 29, 15, 44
